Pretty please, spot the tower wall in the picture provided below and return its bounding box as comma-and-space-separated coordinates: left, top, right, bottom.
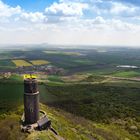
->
24, 78, 39, 124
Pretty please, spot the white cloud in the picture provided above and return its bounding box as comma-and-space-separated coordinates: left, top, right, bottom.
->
45, 2, 88, 16
20, 12, 46, 23
0, 0, 140, 46
0, 1, 21, 18
110, 2, 138, 16
87, 0, 140, 19
0, 0, 47, 24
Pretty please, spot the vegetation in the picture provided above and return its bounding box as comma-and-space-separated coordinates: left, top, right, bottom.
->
0, 48, 140, 76
0, 74, 140, 139
0, 104, 139, 140
41, 82, 140, 121
0, 47, 140, 139
30, 60, 50, 65
112, 70, 140, 78
82, 75, 106, 82
12, 60, 32, 67
0, 60, 15, 67
47, 75, 64, 83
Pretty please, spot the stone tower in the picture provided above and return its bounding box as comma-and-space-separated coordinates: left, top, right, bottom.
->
24, 77, 39, 124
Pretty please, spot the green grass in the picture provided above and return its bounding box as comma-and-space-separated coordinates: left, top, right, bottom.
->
0, 71, 140, 140
0, 76, 140, 139
47, 76, 64, 83
0, 74, 23, 83
0, 60, 15, 67
0, 104, 138, 140
9, 74, 23, 81
113, 71, 140, 78
0, 84, 23, 114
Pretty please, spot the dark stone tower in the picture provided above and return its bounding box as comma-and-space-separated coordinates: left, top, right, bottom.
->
24, 78, 39, 124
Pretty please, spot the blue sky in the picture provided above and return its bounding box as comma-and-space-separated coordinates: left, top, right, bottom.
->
0, 0, 140, 46
2, 0, 57, 11
119, 0, 140, 5
2, 0, 140, 11
1, 0, 139, 14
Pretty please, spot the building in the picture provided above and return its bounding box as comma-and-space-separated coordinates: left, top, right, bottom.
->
37, 116, 51, 130
24, 76, 39, 124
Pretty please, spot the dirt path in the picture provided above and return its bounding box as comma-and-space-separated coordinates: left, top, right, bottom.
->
106, 76, 140, 82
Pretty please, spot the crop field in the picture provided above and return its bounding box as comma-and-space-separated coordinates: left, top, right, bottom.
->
0, 47, 139, 76
30, 60, 50, 65
12, 60, 32, 67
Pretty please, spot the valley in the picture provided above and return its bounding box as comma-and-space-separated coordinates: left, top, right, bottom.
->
0, 46, 140, 140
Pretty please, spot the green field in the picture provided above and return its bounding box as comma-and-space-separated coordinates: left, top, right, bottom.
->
112, 70, 140, 78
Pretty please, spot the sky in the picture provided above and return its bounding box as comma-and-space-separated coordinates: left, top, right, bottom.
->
0, 0, 140, 46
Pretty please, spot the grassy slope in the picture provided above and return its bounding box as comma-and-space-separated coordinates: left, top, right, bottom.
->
0, 104, 138, 140
0, 74, 140, 139
40, 76, 140, 140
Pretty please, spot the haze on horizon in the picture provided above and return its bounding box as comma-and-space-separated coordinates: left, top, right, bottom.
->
0, 0, 140, 47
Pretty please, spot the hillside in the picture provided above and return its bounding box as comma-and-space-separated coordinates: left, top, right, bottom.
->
0, 104, 139, 140
0, 74, 140, 139
0, 0, 140, 138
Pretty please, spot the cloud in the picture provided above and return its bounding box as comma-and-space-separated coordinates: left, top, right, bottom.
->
0, 0, 47, 24
0, 1, 21, 18
45, 1, 88, 16
110, 2, 139, 17
20, 12, 47, 23
0, 0, 140, 46
69, 16, 136, 32
114, 0, 140, 6
85, 0, 140, 19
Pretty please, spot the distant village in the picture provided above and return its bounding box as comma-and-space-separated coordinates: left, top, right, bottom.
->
0, 64, 65, 78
